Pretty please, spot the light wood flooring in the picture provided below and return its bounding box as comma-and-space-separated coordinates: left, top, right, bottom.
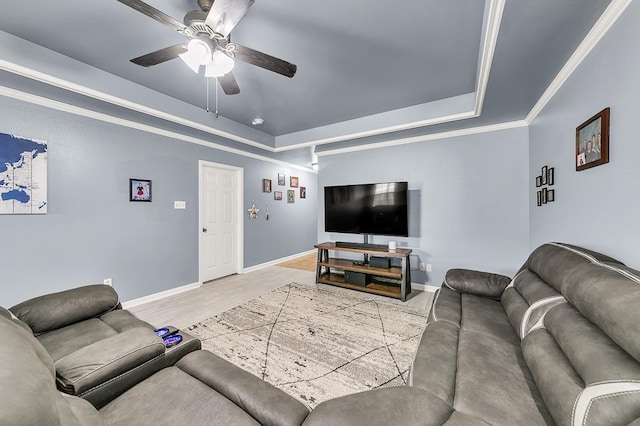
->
128, 265, 434, 330
277, 253, 317, 271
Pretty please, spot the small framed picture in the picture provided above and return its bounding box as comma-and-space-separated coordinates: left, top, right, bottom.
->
537, 191, 542, 206
547, 167, 554, 186
576, 107, 610, 171
300, 187, 306, 198
541, 166, 548, 185
263, 179, 272, 193
274, 191, 282, 201
130, 178, 151, 202
542, 188, 548, 204
287, 190, 295, 203
290, 176, 299, 188
547, 189, 555, 202
535, 176, 542, 187
278, 173, 285, 186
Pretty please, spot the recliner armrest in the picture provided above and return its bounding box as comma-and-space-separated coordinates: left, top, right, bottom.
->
176, 350, 310, 426
10, 285, 120, 334
443, 268, 511, 299
55, 327, 165, 396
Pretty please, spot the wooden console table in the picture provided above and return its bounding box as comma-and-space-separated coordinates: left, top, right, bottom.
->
314, 242, 412, 302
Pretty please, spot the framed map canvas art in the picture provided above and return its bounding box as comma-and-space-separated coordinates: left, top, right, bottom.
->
0, 132, 47, 214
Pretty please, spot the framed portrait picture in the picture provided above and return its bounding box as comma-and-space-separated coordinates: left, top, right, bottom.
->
274, 191, 282, 201
547, 189, 555, 202
576, 107, 610, 171
130, 178, 151, 202
263, 179, 272, 193
542, 188, 548, 204
278, 173, 285, 186
536, 176, 542, 187
290, 176, 299, 188
300, 187, 306, 198
287, 190, 295, 203
537, 191, 542, 207
541, 166, 548, 185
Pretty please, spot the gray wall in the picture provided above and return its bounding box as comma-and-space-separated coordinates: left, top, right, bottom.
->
0, 96, 317, 307
318, 126, 530, 286
529, 0, 640, 266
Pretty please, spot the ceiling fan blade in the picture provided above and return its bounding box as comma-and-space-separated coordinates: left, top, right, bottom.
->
130, 44, 187, 67
217, 72, 240, 95
117, 0, 186, 31
232, 44, 297, 78
204, 0, 255, 37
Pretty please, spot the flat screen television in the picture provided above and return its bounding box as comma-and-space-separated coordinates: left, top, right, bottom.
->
324, 182, 408, 237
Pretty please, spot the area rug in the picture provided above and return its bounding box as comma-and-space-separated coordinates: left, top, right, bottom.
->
186, 282, 432, 407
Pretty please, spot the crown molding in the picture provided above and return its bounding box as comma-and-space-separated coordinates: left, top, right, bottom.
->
475, 0, 506, 114
0, 59, 277, 153
315, 120, 528, 157
525, 0, 632, 124
0, 85, 316, 173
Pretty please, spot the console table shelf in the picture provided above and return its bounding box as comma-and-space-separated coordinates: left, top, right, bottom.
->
314, 242, 412, 301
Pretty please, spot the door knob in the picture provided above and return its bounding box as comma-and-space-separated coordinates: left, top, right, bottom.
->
202, 228, 208, 232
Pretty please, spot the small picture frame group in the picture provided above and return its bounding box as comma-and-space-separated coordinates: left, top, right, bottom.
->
537, 188, 555, 206
129, 178, 152, 202
274, 191, 283, 201
262, 179, 272, 193
535, 166, 554, 187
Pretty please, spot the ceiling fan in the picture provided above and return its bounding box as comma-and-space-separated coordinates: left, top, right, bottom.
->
117, 0, 297, 95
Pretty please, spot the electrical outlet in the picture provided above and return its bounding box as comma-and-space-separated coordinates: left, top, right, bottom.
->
103, 278, 112, 286
419, 263, 426, 271
426, 264, 432, 272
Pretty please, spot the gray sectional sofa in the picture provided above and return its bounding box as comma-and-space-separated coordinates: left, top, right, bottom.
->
2, 242, 639, 425
304, 243, 640, 425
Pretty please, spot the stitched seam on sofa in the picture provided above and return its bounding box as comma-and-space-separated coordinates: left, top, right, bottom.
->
431, 289, 441, 322
506, 270, 526, 290
61, 341, 166, 385
527, 300, 567, 335
551, 243, 640, 284
571, 382, 640, 426
583, 390, 640, 426
77, 352, 165, 397
520, 296, 567, 339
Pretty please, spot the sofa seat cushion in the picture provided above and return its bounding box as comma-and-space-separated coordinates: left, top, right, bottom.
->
36, 310, 153, 362
302, 387, 453, 426
100, 366, 261, 426
411, 320, 553, 426
430, 286, 520, 346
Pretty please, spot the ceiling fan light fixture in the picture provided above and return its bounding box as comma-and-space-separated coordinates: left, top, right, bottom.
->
205, 50, 235, 77
179, 38, 212, 73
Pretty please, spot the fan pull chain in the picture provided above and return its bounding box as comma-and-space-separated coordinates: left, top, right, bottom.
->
205, 77, 219, 118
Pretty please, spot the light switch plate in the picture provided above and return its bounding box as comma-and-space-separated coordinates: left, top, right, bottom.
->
174, 201, 186, 209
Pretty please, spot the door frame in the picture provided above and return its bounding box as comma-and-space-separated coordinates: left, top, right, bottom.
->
198, 160, 244, 283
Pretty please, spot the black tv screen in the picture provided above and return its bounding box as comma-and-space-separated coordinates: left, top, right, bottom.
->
324, 182, 408, 237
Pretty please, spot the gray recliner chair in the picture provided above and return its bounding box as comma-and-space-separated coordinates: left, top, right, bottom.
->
6, 284, 176, 407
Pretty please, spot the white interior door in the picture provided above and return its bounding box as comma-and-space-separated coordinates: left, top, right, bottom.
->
199, 161, 242, 283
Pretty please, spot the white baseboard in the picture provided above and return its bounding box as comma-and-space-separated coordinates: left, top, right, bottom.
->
411, 283, 440, 293
121, 281, 202, 309
243, 249, 316, 273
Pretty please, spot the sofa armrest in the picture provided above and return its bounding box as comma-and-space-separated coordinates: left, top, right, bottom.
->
302, 387, 452, 426
10, 285, 120, 334
176, 350, 310, 426
443, 268, 511, 299
55, 327, 165, 396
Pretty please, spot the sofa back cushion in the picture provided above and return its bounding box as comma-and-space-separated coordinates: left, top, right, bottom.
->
520, 243, 640, 425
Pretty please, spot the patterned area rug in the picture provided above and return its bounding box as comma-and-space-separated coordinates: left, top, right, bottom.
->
186, 282, 432, 407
